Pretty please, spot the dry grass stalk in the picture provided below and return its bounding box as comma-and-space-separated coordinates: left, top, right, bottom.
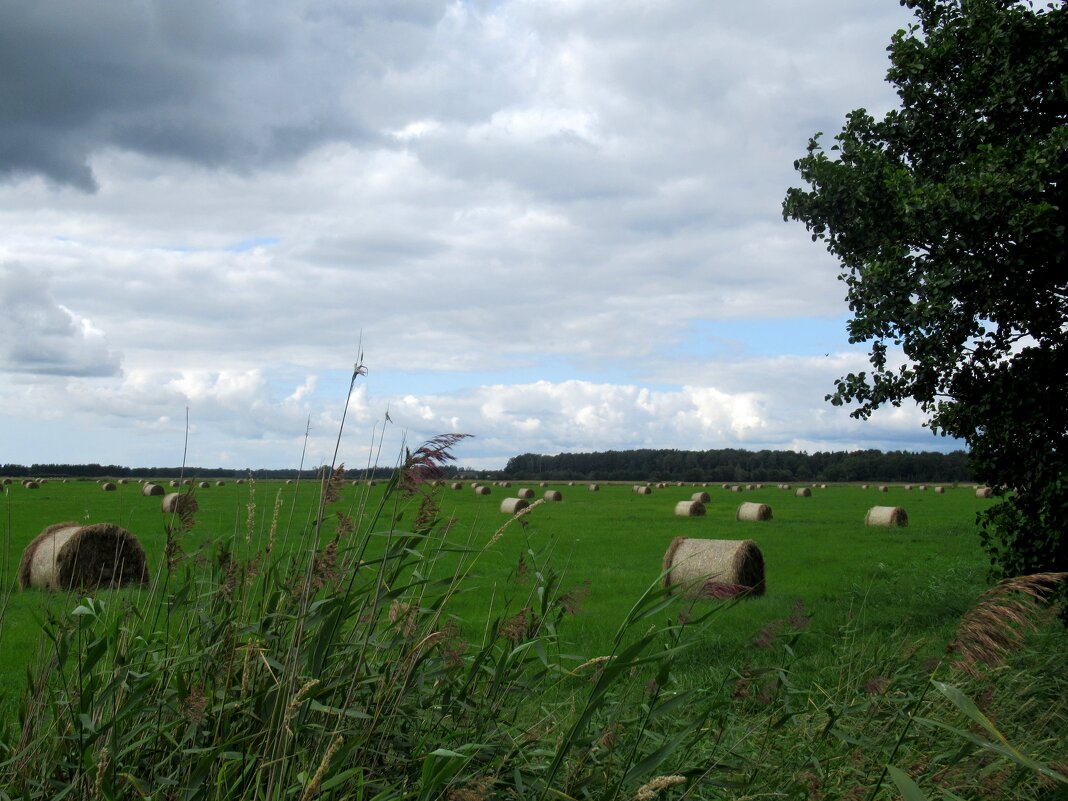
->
948, 572, 1067, 677
634, 775, 686, 801
298, 733, 343, 801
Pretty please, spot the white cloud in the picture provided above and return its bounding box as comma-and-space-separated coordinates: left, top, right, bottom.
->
0, 0, 950, 469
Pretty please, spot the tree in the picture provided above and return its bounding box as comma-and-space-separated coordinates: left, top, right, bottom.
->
783, 0, 1067, 591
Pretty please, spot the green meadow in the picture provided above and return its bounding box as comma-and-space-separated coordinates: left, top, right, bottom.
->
1, 475, 1065, 799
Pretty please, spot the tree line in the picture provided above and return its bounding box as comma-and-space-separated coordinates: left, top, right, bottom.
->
501, 448, 973, 483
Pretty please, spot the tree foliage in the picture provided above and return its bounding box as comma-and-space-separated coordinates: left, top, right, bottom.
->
783, 0, 1067, 586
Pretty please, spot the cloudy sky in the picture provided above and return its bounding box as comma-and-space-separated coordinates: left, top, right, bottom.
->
0, 0, 962, 471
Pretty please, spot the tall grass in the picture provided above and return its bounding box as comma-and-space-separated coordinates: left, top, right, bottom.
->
0, 375, 1065, 799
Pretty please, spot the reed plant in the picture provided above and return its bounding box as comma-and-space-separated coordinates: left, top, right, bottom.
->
0, 365, 1064, 799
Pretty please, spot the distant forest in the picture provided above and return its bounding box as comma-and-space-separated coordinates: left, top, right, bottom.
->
502, 449, 974, 483
3, 448, 974, 484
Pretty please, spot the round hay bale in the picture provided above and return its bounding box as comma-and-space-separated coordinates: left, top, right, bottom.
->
794, 488, 811, 497
934, 486, 945, 494
517, 488, 535, 500
674, 500, 706, 517
367, 480, 376, 487
588, 483, 600, 492
568, 481, 575, 486
976, 487, 993, 499
501, 481, 511, 487
878, 485, 888, 492
500, 498, 529, 514
285, 479, 294, 485
198, 481, 210, 489
779, 484, 791, 490
216, 480, 225, 487
161, 492, 199, 516
861, 484, 869, 490
544, 490, 562, 501
918, 485, 927, 491
102, 482, 117, 492
23, 480, 39, 489
904, 484, 913, 491
737, 502, 772, 522
539, 481, 547, 487
183, 479, 193, 486
636, 486, 652, 495
865, 506, 909, 527
473, 485, 491, 496
662, 538, 765, 598
18, 521, 148, 591
730, 485, 742, 493
451, 482, 463, 490
142, 483, 165, 497
118, 479, 128, 485
1, 477, 10, 485
169, 480, 179, 488
691, 491, 711, 503
235, 479, 244, 485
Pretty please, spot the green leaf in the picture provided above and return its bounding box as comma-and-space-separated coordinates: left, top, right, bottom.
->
886, 765, 929, 801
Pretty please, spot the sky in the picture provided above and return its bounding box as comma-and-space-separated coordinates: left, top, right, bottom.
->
0, 0, 964, 472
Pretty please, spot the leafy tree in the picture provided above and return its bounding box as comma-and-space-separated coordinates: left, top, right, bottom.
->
783, 0, 1067, 591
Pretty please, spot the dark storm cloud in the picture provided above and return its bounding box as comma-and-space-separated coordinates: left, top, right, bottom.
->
0, 0, 444, 190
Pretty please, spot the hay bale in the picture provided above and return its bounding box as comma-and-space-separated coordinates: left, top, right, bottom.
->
501, 481, 511, 488
451, 482, 463, 490
635, 486, 652, 495
102, 482, 117, 492
865, 506, 909, 527
779, 484, 791, 490
568, 481, 575, 486
674, 500, 706, 517
918, 485, 927, 491
23, 480, 39, 489
170, 480, 179, 488
730, 485, 742, 493
904, 484, 913, 491
161, 492, 199, 516
500, 498, 529, 514
118, 479, 128, 485
473, 485, 491, 496
367, 480, 376, 487
235, 479, 244, 485
142, 483, 165, 497
544, 490, 562, 501
934, 486, 945, 494
662, 538, 765, 598
216, 480, 226, 487
517, 488, 535, 500
539, 481, 547, 487
878, 485, 888, 492
976, 487, 993, 499
588, 484, 600, 492
198, 481, 210, 489
861, 484, 869, 490
794, 488, 811, 497
18, 521, 148, 591
1, 477, 10, 485
691, 491, 711, 503
737, 502, 772, 522
285, 479, 294, 485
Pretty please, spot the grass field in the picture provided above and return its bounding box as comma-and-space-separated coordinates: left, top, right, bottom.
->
1, 475, 1065, 799
0, 477, 995, 698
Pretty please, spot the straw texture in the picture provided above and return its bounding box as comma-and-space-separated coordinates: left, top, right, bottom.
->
18, 521, 149, 591
865, 506, 909, 527
662, 537, 765, 598
674, 500, 706, 517
736, 502, 772, 522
